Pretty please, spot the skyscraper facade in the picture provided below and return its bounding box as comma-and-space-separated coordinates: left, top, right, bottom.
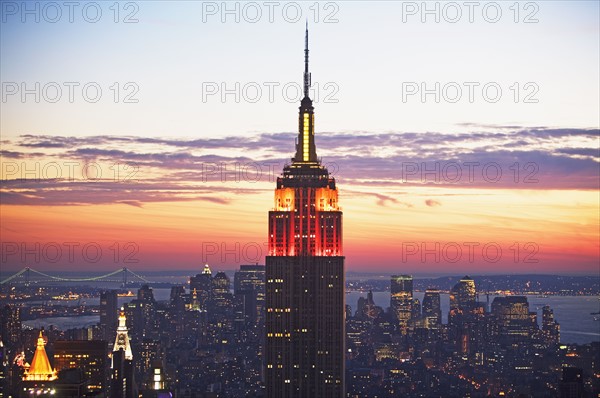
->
100, 290, 118, 341
449, 276, 476, 312
390, 275, 413, 334
189, 264, 212, 312
541, 305, 560, 346
0, 305, 21, 347
422, 289, 442, 329
491, 296, 538, 344
234, 264, 266, 325
53, 340, 109, 395
265, 27, 345, 398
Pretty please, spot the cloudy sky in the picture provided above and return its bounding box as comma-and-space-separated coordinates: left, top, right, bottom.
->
1, 1, 598, 275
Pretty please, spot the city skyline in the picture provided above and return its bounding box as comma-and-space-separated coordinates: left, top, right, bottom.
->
1, 3, 599, 397
5, 265, 597, 396
1, 1, 599, 276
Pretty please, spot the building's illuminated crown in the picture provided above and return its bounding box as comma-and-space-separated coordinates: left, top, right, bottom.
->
112, 307, 133, 361
23, 331, 57, 382
202, 263, 212, 275
268, 26, 342, 258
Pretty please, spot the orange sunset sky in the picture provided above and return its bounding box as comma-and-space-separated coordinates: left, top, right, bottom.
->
1, 128, 598, 275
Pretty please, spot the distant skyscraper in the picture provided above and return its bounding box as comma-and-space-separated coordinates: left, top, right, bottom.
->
190, 264, 213, 312
542, 305, 560, 345
136, 285, 151, 301
391, 275, 413, 334
211, 272, 231, 305
491, 296, 538, 344
265, 26, 345, 397
137, 339, 163, 389
422, 289, 442, 328
0, 305, 21, 347
449, 276, 476, 312
169, 285, 186, 313
135, 285, 157, 339
100, 290, 118, 341
234, 264, 266, 325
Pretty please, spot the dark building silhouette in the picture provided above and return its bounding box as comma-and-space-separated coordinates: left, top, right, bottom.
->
55, 368, 86, 398
265, 26, 345, 398
111, 348, 136, 398
211, 272, 232, 312
0, 305, 21, 347
234, 264, 266, 325
560, 367, 584, 398
100, 290, 118, 341
169, 285, 186, 312
0, 340, 6, 398
356, 291, 383, 321
53, 340, 109, 396
123, 285, 158, 341
0, 305, 20, 398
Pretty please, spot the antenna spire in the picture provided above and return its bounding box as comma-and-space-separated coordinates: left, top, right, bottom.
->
303, 21, 311, 98
294, 24, 317, 164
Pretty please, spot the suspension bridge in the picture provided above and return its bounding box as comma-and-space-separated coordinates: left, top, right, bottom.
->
0, 267, 153, 286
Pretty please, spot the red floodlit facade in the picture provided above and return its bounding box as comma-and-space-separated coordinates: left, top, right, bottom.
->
269, 182, 342, 257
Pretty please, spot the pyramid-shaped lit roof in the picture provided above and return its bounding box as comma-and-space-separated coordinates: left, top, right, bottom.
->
23, 331, 57, 381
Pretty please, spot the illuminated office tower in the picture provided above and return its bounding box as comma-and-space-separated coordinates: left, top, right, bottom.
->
491, 296, 538, 344
449, 276, 477, 312
422, 289, 442, 329
391, 275, 413, 334
541, 305, 560, 346
265, 26, 345, 398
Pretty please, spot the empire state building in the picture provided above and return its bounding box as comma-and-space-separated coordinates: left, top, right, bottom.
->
265, 27, 345, 397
